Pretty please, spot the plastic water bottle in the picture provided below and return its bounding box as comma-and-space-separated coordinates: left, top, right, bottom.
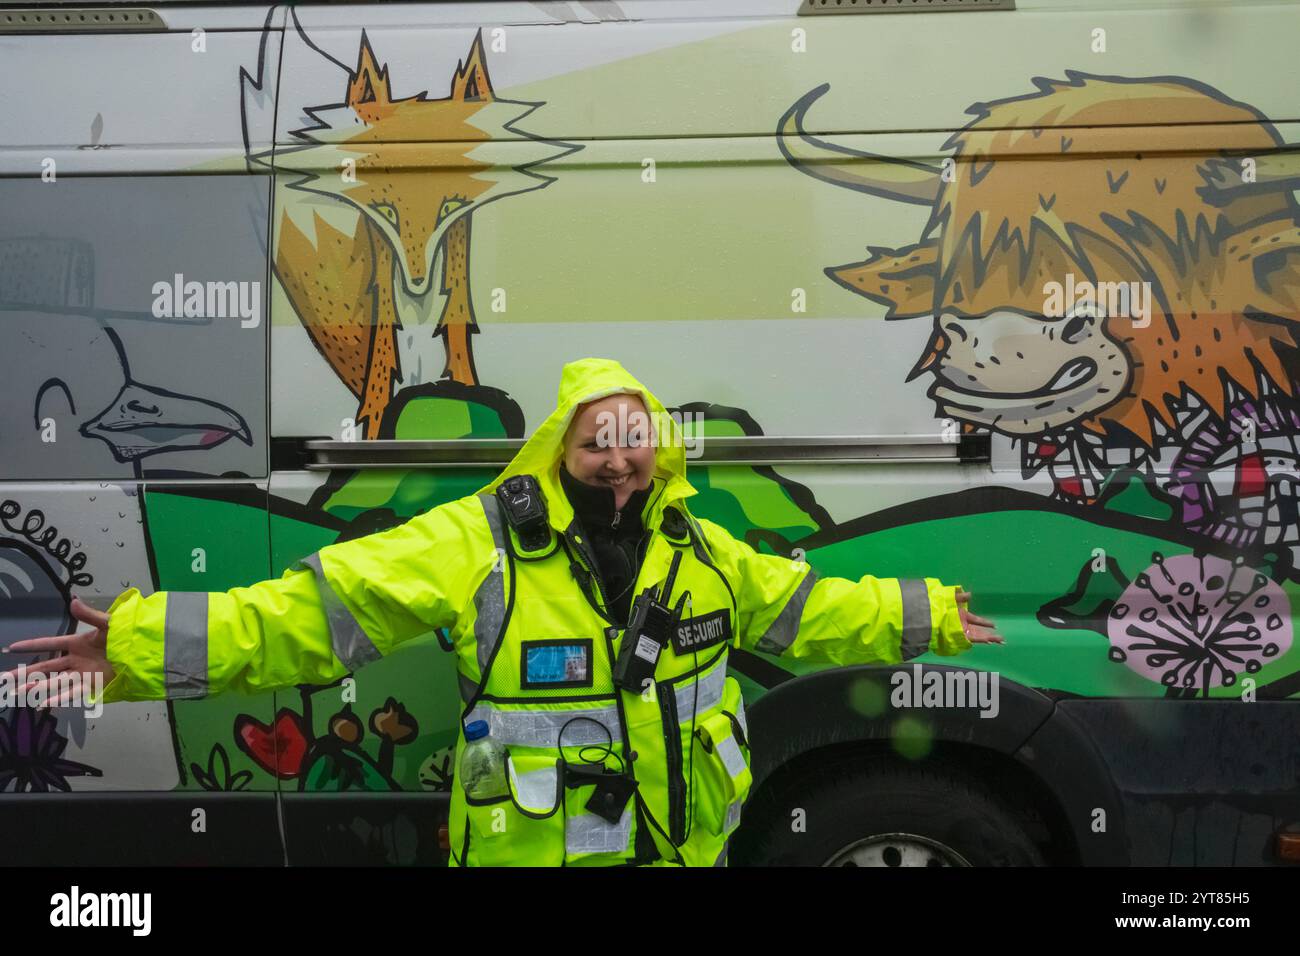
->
459, 720, 508, 799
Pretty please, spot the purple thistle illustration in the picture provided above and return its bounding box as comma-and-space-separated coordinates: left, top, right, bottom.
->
0, 706, 102, 792
1108, 553, 1292, 691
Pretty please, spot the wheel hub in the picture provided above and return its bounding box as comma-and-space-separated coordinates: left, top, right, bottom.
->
824, 832, 972, 867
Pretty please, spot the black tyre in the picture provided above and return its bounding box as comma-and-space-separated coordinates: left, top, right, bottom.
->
734, 757, 1045, 867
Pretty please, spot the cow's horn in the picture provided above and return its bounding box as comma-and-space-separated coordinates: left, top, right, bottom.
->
778, 84, 943, 206
1204, 148, 1300, 198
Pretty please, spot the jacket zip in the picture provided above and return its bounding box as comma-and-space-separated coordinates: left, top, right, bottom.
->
571, 485, 692, 853
659, 674, 686, 843
567, 530, 612, 622
658, 640, 730, 847
655, 539, 708, 846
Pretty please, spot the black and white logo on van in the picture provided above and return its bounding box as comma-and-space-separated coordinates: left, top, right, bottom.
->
670, 608, 732, 655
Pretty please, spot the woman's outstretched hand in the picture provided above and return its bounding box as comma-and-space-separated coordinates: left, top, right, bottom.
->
1, 597, 115, 707
956, 590, 1004, 645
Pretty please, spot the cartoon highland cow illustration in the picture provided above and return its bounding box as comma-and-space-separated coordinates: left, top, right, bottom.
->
243, 13, 578, 438
781, 72, 1300, 561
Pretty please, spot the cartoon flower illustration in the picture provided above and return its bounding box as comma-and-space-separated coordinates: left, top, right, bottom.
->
300, 704, 396, 792
0, 706, 102, 792
370, 697, 418, 745
191, 742, 253, 792
418, 746, 456, 792
234, 709, 310, 779
1107, 553, 1292, 691
329, 705, 364, 745
370, 697, 419, 780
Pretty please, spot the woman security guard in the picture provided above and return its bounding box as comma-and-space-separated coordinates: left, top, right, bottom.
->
4, 357, 1001, 867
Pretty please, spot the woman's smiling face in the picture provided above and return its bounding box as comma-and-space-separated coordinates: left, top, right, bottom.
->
563, 393, 656, 509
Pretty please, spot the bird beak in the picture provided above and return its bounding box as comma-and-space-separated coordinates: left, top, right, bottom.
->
79, 381, 253, 461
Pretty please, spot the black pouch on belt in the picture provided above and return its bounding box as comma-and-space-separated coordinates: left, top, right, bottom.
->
564, 762, 638, 824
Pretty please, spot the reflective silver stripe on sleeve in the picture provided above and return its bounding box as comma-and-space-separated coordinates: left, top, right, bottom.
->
752, 567, 819, 656
713, 840, 730, 867
567, 805, 632, 855
724, 799, 743, 834
474, 493, 508, 673
164, 591, 209, 699
673, 660, 726, 725
294, 551, 381, 671
899, 578, 933, 661
715, 735, 747, 779
684, 513, 714, 565
734, 693, 748, 739
458, 671, 478, 705
464, 701, 620, 749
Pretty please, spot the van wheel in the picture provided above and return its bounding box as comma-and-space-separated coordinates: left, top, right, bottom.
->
735, 758, 1045, 867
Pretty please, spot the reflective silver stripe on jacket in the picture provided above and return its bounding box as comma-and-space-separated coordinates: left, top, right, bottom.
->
458, 671, 478, 705
465, 700, 620, 749
474, 493, 508, 673
464, 662, 723, 749
724, 798, 743, 833
293, 551, 381, 671
164, 591, 208, 699
684, 513, 714, 565
567, 805, 633, 855
752, 567, 818, 656
673, 659, 727, 724
510, 761, 560, 814
898, 578, 932, 661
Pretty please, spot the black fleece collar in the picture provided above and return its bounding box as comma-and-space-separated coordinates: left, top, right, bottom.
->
559, 464, 651, 534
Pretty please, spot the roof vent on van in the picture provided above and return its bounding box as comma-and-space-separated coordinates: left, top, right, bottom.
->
799, 0, 1013, 13
0, 7, 162, 33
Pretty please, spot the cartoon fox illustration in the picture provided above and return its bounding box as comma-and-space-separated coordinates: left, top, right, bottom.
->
243, 12, 577, 438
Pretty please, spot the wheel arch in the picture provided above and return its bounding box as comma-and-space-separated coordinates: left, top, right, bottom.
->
730, 659, 1129, 865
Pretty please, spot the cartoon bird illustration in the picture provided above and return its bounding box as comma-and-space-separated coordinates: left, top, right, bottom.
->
1, 242, 254, 791
76, 330, 253, 467
13, 319, 251, 474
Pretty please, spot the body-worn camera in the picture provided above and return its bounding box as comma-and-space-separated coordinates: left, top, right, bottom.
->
495, 474, 551, 552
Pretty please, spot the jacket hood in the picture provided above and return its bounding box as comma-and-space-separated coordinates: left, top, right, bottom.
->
477, 358, 698, 533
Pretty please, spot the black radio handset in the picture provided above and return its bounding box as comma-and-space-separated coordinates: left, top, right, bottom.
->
611, 550, 683, 693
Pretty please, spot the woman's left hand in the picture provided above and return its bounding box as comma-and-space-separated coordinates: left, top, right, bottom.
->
956, 590, 1004, 645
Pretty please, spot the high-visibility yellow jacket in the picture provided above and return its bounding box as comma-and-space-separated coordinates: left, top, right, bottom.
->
100, 357, 970, 866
